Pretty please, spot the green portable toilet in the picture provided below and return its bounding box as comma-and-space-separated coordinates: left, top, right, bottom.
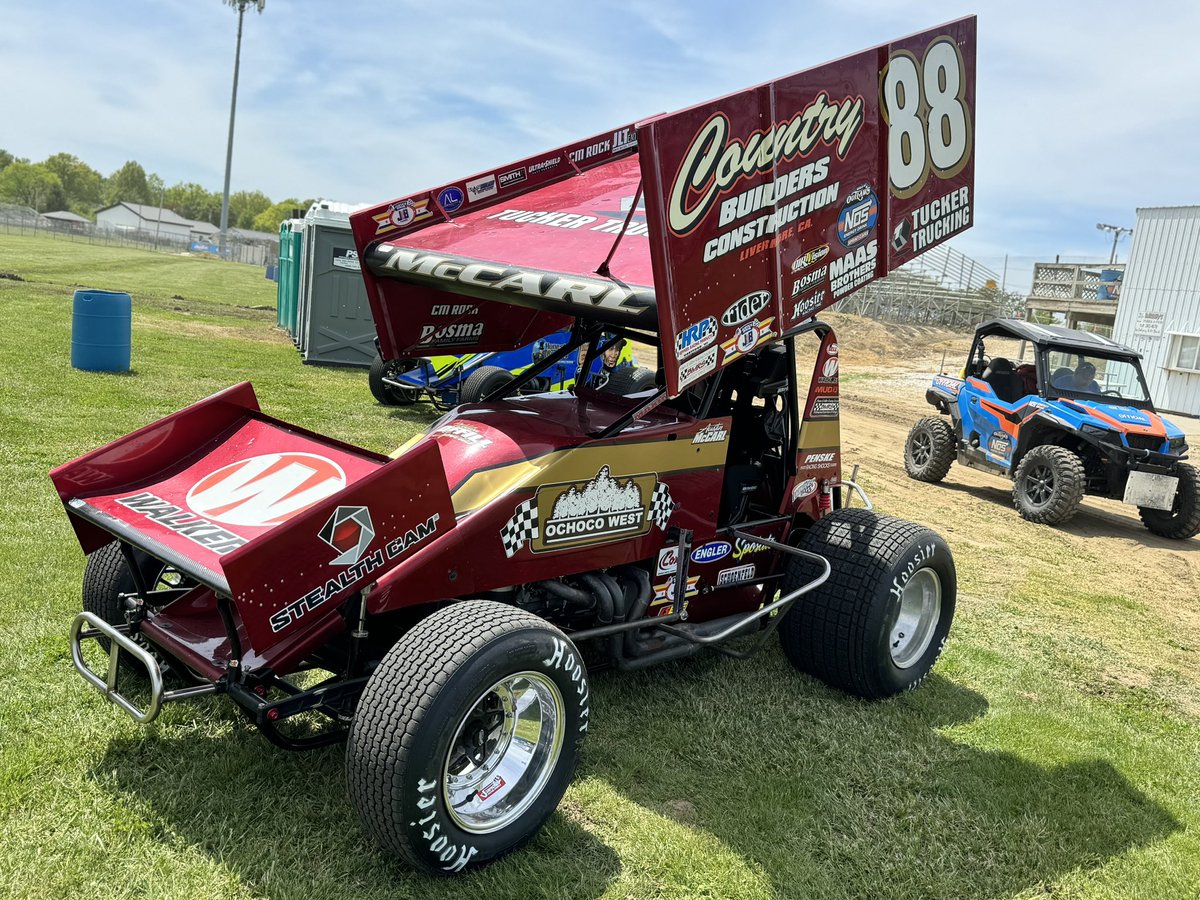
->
276, 219, 302, 340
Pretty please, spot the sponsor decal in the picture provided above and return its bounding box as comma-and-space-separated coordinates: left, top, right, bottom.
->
186, 452, 346, 528
270, 513, 440, 633
791, 265, 828, 298
678, 346, 718, 388
418, 321, 485, 348
437, 186, 465, 213
827, 342, 838, 356
332, 248, 360, 270
691, 541, 732, 565
813, 384, 838, 395
569, 138, 612, 164
721, 290, 771, 326
529, 156, 561, 175
486, 208, 602, 230
703, 178, 839, 264
891, 218, 912, 252
373, 198, 432, 235
802, 451, 836, 466
987, 432, 1012, 456
791, 244, 830, 272
720, 317, 776, 364
377, 246, 655, 320
716, 563, 756, 587
668, 97, 865, 236
810, 397, 840, 418
656, 546, 679, 575
430, 302, 479, 317
318, 505, 375, 566
792, 290, 826, 320
792, 478, 818, 501
650, 575, 700, 609
907, 186, 971, 253
498, 167, 527, 189
732, 536, 770, 562
1112, 410, 1148, 423
612, 127, 638, 152
477, 775, 506, 802
829, 239, 878, 298
433, 423, 492, 448
932, 375, 962, 396
500, 466, 674, 556
466, 174, 498, 202
114, 492, 247, 555
820, 357, 839, 381
692, 423, 727, 445
675, 316, 717, 359
836, 183, 878, 248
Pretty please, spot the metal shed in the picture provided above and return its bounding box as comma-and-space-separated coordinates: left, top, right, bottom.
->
1110, 206, 1200, 417
295, 201, 377, 367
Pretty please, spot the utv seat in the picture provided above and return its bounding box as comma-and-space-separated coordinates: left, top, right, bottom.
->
981, 357, 1026, 403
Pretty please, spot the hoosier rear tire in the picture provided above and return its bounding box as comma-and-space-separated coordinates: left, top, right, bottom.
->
346, 601, 588, 874
778, 509, 956, 699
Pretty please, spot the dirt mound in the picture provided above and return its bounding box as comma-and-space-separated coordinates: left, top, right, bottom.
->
819, 312, 971, 367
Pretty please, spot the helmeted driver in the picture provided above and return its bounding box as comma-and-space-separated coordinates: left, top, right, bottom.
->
1052, 361, 1099, 393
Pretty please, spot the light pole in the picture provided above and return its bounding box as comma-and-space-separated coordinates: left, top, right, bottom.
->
218, 0, 266, 260
1096, 222, 1133, 265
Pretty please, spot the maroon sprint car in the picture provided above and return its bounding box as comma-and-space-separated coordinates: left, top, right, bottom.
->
55, 18, 976, 873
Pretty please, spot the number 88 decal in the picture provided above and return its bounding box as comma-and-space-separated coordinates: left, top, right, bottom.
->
881, 36, 973, 199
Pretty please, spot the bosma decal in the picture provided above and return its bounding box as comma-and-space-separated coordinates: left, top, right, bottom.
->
500, 466, 674, 557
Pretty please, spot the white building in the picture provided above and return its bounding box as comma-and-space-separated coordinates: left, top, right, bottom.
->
95, 202, 198, 240
1111, 206, 1200, 417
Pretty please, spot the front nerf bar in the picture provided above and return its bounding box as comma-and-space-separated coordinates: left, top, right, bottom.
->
69, 612, 217, 723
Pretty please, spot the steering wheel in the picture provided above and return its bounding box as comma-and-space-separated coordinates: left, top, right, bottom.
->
1101, 389, 1123, 397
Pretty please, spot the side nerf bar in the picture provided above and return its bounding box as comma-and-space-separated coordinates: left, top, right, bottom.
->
69, 612, 218, 723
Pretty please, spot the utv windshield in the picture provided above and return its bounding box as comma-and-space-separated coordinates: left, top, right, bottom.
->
1042, 347, 1152, 406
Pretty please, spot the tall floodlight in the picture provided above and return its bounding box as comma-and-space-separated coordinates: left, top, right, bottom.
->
1096, 222, 1133, 265
218, 0, 266, 260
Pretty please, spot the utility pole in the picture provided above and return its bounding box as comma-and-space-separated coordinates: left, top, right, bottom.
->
218, 0, 266, 260
1096, 222, 1133, 265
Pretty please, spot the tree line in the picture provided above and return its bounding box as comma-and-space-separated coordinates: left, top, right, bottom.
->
0, 149, 312, 234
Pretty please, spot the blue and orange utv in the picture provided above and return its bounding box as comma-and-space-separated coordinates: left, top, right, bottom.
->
905, 319, 1197, 539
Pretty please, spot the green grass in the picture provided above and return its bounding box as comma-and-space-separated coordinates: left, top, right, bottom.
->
1, 232, 1199, 899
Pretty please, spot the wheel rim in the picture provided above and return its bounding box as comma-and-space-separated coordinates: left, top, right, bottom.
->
890, 568, 942, 668
442, 671, 565, 834
911, 431, 933, 466
1024, 463, 1055, 507
383, 360, 422, 402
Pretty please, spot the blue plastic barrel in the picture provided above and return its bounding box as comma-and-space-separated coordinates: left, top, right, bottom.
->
71, 289, 131, 372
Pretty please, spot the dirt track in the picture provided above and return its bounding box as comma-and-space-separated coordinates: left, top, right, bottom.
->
807, 314, 1200, 695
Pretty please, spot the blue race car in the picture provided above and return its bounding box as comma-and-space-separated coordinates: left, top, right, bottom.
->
368, 331, 650, 409
905, 318, 1197, 539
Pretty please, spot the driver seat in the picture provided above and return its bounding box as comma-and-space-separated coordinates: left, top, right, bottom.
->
981, 357, 1026, 403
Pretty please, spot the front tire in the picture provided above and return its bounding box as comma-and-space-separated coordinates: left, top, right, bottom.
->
778, 509, 956, 699
459, 366, 513, 404
1140, 462, 1200, 539
369, 354, 422, 406
1012, 445, 1086, 525
346, 601, 588, 874
904, 416, 955, 482
600, 365, 657, 395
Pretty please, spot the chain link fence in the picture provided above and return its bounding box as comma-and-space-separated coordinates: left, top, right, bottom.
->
0, 203, 277, 268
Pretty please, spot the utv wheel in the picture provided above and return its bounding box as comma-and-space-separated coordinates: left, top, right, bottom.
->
346, 600, 587, 874
1012, 445, 1086, 525
1140, 462, 1200, 540
369, 354, 422, 406
904, 416, 956, 482
600, 365, 657, 395
778, 509, 956, 699
460, 365, 513, 404
82, 542, 190, 673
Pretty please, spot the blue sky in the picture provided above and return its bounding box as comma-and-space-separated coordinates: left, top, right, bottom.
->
2, 0, 1196, 291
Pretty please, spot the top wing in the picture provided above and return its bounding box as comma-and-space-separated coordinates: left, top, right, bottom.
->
353, 16, 976, 396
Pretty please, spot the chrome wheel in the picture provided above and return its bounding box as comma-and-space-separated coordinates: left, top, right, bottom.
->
443, 671, 565, 834
890, 568, 942, 668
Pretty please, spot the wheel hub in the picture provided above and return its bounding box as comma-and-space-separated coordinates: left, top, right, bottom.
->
890, 568, 942, 668
443, 671, 565, 834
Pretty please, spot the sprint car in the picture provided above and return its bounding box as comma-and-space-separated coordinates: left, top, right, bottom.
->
905, 318, 1198, 538
57, 18, 977, 873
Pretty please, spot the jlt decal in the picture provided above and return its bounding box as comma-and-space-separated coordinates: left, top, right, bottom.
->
720, 318, 776, 363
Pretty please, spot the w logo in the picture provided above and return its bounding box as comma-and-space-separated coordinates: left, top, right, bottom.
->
186, 452, 346, 527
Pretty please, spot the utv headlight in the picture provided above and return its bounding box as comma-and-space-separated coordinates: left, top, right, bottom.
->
1168, 436, 1188, 454
1081, 423, 1112, 438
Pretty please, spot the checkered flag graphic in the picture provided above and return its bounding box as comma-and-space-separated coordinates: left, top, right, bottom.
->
649, 481, 674, 530
500, 497, 539, 558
